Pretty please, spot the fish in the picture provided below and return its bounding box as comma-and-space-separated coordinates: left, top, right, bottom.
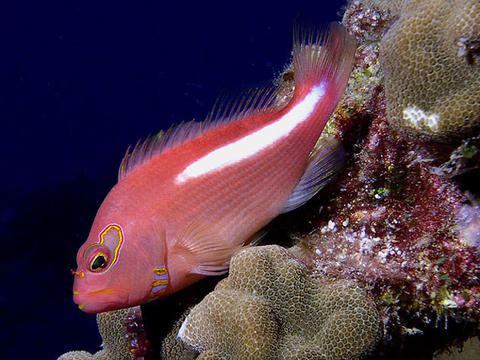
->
72, 23, 356, 313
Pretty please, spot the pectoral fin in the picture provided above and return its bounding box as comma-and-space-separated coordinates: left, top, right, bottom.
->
174, 222, 267, 276
173, 222, 237, 276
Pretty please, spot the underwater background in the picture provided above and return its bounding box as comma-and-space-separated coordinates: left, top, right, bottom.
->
0, 1, 343, 359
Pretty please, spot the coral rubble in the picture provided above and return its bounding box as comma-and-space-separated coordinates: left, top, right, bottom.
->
178, 245, 381, 360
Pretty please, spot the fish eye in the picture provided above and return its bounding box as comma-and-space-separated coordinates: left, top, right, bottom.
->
88, 250, 109, 272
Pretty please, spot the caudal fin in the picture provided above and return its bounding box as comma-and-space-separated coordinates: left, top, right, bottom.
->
293, 23, 357, 100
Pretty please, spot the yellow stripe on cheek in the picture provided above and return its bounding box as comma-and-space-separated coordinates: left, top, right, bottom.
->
87, 288, 117, 295
150, 266, 169, 298
154, 267, 167, 276
152, 279, 169, 287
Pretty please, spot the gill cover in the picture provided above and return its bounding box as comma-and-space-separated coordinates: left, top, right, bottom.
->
84, 223, 125, 273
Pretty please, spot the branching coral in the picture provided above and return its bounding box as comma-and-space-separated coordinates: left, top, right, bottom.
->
378, 0, 480, 142
57, 306, 150, 360
178, 245, 382, 360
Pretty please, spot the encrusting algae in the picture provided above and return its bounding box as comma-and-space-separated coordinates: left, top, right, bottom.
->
59, 1, 480, 359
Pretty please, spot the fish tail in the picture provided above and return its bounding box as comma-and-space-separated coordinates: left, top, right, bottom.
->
292, 23, 357, 103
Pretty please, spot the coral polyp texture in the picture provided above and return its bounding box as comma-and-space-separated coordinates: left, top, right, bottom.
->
58, 306, 150, 360
376, 0, 480, 142
178, 245, 382, 360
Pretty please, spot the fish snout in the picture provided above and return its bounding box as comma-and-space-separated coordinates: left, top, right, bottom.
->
73, 287, 129, 313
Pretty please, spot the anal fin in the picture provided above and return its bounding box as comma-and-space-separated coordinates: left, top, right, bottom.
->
282, 136, 345, 213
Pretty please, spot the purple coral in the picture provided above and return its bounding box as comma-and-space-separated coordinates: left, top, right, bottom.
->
456, 202, 480, 254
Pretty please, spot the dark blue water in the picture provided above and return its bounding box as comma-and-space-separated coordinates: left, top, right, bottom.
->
0, 1, 344, 358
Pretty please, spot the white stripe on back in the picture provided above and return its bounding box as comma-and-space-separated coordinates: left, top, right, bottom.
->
175, 83, 326, 184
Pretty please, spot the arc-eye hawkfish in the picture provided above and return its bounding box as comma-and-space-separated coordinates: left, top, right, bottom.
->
72, 23, 356, 313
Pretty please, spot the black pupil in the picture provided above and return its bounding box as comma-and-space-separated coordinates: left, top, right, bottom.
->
91, 255, 106, 270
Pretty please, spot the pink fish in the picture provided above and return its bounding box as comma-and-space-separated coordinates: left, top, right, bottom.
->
72, 24, 356, 313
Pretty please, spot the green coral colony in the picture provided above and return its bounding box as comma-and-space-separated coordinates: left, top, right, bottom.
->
379, 0, 480, 142
178, 246, 381, 360
59, 0, 480, 359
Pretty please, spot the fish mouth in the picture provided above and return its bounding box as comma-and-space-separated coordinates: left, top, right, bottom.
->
73, 287, 129, 313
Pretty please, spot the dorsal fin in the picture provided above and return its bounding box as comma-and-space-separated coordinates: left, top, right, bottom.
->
118, 86, 283, 181
118, 121, 203, 181
205, 86, 282, 125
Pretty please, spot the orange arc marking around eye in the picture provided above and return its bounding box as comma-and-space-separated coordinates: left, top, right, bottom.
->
97, 223, 125, 274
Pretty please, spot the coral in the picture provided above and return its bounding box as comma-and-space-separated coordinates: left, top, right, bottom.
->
378, 0, 480, 142
160, 311, 199, 360
304, 98, 480, 320
178, 245, 382, 360
57, 306, 150, 360
58, 351, 93, 360
255, 2, 480, 355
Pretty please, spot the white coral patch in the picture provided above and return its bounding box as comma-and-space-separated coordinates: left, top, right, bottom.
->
403, 105, 440, 132
177, 317, 190, 342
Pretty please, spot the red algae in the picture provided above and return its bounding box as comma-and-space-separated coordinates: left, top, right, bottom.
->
126, 306, 152, 359
306, 92, 480, 315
